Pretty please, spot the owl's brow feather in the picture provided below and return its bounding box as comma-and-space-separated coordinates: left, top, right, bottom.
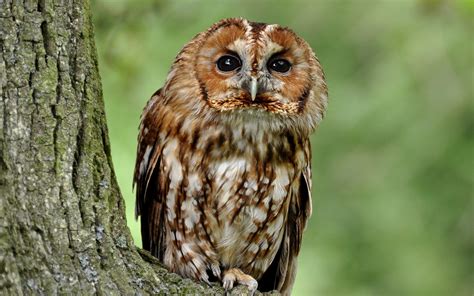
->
267, 48, 290, 61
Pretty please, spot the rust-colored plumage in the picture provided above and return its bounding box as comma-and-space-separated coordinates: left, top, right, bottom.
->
134, 18, 327, 295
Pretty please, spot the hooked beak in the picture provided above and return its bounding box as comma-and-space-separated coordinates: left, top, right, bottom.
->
250, 77, 258, 101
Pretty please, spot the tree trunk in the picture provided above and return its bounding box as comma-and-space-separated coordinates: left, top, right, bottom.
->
0, 1, 276, 295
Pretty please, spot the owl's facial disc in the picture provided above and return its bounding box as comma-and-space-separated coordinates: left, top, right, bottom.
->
193, 19, 321, 116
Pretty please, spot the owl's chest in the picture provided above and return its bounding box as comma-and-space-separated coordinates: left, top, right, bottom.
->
203, 154, 297, 271
161, 127, 304, 275
208, 156, 295, 219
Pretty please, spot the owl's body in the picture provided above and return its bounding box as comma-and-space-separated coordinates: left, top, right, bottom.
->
134, 18, 327, 295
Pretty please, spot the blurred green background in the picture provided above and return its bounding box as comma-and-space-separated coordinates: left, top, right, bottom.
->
92, 0, 473, 295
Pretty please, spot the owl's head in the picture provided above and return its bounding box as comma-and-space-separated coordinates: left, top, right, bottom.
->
163, 18, 328, 134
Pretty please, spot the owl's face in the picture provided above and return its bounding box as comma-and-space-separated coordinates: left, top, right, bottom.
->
163, 18, 327, 134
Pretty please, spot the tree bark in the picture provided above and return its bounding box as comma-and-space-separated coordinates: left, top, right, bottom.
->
0, 1, 277, 295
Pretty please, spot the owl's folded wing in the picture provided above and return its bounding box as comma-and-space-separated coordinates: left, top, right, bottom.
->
258, 143, 313, 295
133, 89, 167, 260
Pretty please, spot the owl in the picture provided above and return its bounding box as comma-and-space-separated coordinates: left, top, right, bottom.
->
134, 18, 327, 295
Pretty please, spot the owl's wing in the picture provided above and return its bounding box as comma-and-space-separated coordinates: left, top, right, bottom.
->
133, 89, 167, 260
258, 144, 313, 295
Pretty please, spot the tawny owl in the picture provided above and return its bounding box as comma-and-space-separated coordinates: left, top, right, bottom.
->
134, 18, 327, 295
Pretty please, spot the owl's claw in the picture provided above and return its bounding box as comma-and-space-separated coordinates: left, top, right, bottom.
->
222, 268, 258, 295
222, 275, 234, 291
201, 272, 211, 286
210, 263, 221, 279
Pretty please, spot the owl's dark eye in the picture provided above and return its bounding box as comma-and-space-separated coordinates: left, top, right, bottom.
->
216, 55, 242, 72
268, 59, 291, 73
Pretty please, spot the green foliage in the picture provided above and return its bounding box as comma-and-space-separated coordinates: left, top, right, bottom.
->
92, 1, 472, 295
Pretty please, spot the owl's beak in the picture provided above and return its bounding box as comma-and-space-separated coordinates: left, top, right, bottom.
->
250, 77, 258, 101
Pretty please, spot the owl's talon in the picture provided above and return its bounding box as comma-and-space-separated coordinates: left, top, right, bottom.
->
223, 280, 234, 291
222, 268, 258, 294
201, 273, 211, 286
222, 272, 235, 290
211, 263, 221, 279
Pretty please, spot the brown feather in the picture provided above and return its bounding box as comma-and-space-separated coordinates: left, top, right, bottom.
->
133, 18, 327, 294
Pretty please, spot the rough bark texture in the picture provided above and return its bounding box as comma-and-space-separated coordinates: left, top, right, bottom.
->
0, 1, 278, 295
